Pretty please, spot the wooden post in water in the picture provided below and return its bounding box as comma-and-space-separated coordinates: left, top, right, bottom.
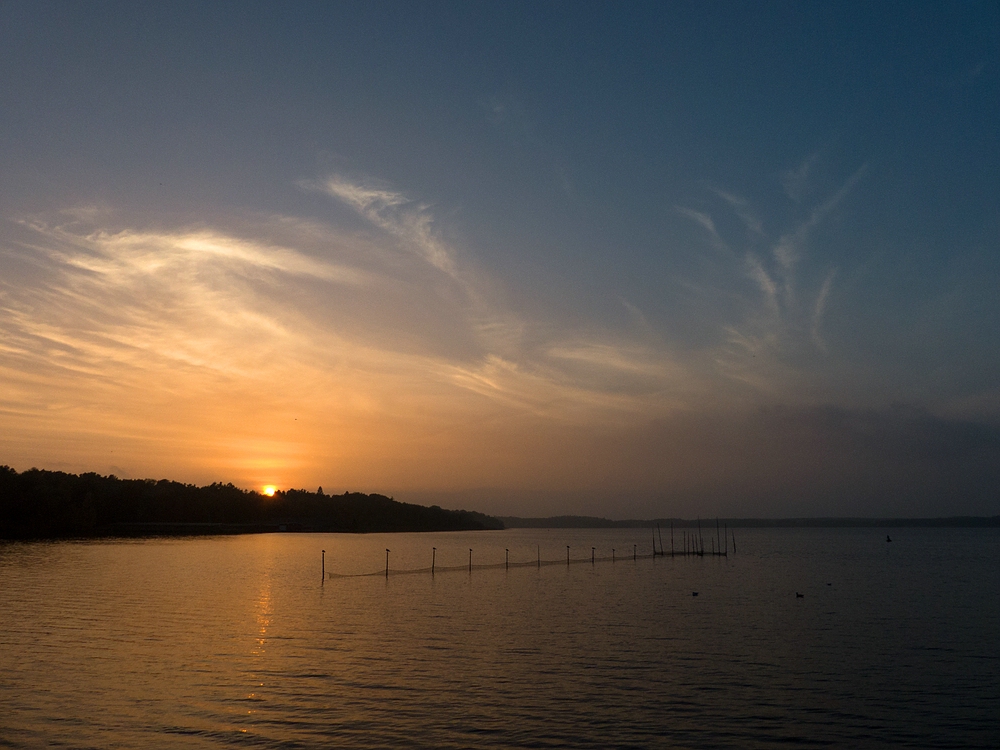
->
657, 524, 664, 557
697, 517, 703, 556
592, 547, 595, 565
716, 518, 722, 557
432, 547, 436, 575
633, 544, 637, 561
566, 546, 570, 566
652, 526, 657, 556
469, 548, 472, 572
732, 530, 737, 555
612, 548, 615, 563
385, 549, 390, 578
537, 545, 540, 568
724, 524, 728, 556
506, 548, 509, 570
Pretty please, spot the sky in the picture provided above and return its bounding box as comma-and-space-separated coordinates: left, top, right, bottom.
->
1, 1, 998, 518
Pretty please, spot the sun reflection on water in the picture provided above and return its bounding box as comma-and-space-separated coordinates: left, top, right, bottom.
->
246, 571, 272, 716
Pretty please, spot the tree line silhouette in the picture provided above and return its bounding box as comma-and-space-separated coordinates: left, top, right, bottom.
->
0, 466, 503, 539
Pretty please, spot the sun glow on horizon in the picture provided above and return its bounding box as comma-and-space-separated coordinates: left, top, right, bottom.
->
262, 485, 276, 497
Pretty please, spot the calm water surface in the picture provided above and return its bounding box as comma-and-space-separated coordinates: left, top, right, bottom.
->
1, 528, 997, 748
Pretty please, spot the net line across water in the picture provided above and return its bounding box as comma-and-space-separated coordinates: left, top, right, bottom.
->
325, 551, 709, 579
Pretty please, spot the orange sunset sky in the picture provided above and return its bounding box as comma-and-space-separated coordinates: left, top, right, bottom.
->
2, 4, 999, 518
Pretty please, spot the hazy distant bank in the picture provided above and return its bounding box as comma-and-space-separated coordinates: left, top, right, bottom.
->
501, 515, 1000, 529
0, 467, 501, 539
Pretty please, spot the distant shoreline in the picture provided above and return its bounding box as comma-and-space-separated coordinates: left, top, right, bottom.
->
501, 515, 1000, 529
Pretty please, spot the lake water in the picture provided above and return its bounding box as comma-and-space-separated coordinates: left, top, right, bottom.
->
1, 527, 997, 748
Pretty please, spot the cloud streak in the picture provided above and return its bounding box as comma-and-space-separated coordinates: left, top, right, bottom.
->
0, 204, 704, 494
675, 206, 725, 249
772, 164, 866, 276
681, 165, 869, 397
311, 176, 458, 277
812, 269, 837, 352
709, 187, 765, 237
3, 167, 992, 516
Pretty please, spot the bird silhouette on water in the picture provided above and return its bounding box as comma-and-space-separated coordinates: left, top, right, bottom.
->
886, 535, 892, 542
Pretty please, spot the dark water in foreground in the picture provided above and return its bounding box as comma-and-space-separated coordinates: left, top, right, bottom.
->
1, 528, 997, 748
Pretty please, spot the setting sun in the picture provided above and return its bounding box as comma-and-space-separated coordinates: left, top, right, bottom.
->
262, 486, 276, 497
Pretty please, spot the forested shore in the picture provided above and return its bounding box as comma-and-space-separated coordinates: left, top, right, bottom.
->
0, 466, 503, 539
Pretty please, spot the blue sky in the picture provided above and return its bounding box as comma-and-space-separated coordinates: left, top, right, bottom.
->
1, 2, 998, 517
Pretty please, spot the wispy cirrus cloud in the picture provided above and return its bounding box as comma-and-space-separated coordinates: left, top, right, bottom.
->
667, 164, 869, 400
4, 164, 871, 455
743, 252, 780, 313
0, 201, 705, 490
674, 206, 728, 253
709, 186, 765, 237
307, 174, 535, 361
308, 176, 458, 277
772, 164, 867, 274
811, 269, 837, 352
25, 223, 369, 287
781, 149, 823, 203
2, 165, 992, 516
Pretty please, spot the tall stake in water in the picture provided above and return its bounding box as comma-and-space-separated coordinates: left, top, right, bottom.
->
432, 547, 436, 575
566, 546, 570, 566
385, 549, 390, 578
469, 548, 472, 573
592, 547, 595, 565
506, 548, 509, 570
322, 549, 325, 581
